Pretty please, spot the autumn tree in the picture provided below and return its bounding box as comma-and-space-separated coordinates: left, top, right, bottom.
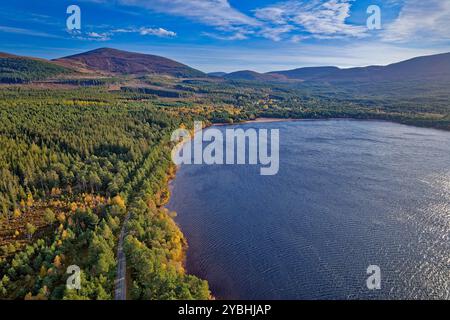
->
44, 208, 56, 224
111, 195, 126, 209
25, 223, 36, 239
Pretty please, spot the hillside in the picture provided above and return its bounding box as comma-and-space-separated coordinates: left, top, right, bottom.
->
208, 72, 227, 77
54, 48, 205, 78
324, 52, 450, 82
224, 70, 286, 81
268, 66, 340, 81
0, 54, 72, 84
267, 52, 450, 82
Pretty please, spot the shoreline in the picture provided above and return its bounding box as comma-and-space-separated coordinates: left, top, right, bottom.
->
213, 117, 297, 126
214, 117, 450, 133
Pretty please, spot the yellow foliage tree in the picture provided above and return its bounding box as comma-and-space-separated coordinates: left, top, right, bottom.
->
51, 187, 61, 196
26, 193, 34, 207
84, 194, 93, 204
39, 265, 47, 277
70, 202, 78, 212
53, 255, 62, 269
13, 209, 21, 218
57, 213, 66, 223
111, 195, 126, 209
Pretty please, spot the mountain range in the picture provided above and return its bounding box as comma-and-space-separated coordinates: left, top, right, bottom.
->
224, 52, 450, 82
1, 47, 449, 83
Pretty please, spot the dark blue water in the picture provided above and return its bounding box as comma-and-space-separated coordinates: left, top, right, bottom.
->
167, 120, 450, 300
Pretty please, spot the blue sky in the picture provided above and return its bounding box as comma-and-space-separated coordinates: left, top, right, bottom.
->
0, 0, 449, 72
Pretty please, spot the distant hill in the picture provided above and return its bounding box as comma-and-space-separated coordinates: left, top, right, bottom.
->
0, 53, 72, 84
224, 70, 286, 81
321, 52, 450, 82
268, 66, 340, 81
54, 48, 205, 78
208, 72, 227, 77
267, 52, 450, 83
0, 52, 21, 58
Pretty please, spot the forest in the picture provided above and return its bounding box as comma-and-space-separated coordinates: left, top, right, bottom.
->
0, 58, 71, 84
0, 86, 210, 299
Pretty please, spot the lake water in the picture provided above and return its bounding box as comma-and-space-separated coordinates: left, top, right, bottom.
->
167, 120, 450, 300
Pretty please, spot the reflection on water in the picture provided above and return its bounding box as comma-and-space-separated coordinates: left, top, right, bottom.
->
167, 120, 450, 300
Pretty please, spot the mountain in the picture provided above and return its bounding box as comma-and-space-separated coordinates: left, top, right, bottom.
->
54, 48, 205, 78
0, 52, 21, 58
267, 52, 450, 82
0, 52, 71, 83
268, 66, 340, 81
321, 52, 450, 82
224, 70, 286, 81
208, 72, 227, 77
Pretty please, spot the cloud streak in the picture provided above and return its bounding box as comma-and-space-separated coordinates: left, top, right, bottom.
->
113, 0, 259, 28
0, 25, 62, 39
69, 26, 177, 41
114, 27, 177, 37
254, 0, 367, 39
383, 0, 450, 42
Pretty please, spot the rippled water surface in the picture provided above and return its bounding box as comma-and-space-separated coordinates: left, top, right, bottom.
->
167, 120, 450, 299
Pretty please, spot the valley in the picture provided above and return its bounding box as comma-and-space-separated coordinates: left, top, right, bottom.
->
0, 47, 449, 299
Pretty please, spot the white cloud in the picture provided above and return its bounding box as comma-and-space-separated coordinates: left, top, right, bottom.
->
254, 0, 367, 39
118, 0, 259, 28
254, 7, 287, 24
112, 28, 133, 33
139, 27, 176, 37
73, 26, 177, 41
86, 32, 111, 41
383, 0, 450, 42
259, 25, 295, 41
290, 35, 307, 43
203, 32, 249, 41
67, 30, 111, 41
